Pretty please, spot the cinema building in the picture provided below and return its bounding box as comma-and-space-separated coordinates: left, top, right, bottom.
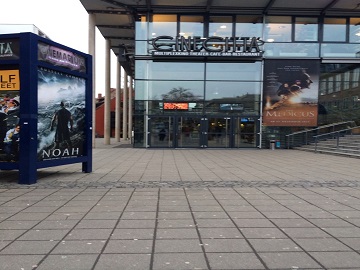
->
80, 0, 360, 149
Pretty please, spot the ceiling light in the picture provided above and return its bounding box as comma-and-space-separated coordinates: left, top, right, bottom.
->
220, 25, 227, 29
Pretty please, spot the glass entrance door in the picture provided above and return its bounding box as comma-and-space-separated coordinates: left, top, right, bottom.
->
176, 116, 207, 148
148, 115, 259, 148
207, 117, 231, 148
148, 116, 175, 147
234, 117, 257, 148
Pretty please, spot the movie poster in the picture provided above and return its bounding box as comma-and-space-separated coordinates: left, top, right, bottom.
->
0, 69, 20, 162
37, 68, 86, 161
262, 60, 320, 126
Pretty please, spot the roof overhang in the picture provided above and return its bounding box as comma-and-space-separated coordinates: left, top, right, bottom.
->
79, 0, 360, 76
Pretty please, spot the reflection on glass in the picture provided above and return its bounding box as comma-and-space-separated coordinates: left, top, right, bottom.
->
135, 15, 148, 40
209, 16, 232, 37
207, 117, 231, 148
147, 81, 204, 100
233, 117, 257, 148
149, 116, 174, 147
206, 62, 262, 81
150, 14, 177, 37
264, 43, 319, 57
236, 15, 263, 37
295, 17, 318, 41
135, 80, 147, 100
145, 62, 205, 80
180, 16, 204, 37
177, 117, 201, 148
205, 81, 261, 101
321, 43, 360, 57
350, 18, 360, 43
323, 18, 346, 42
264, 16, 292, 42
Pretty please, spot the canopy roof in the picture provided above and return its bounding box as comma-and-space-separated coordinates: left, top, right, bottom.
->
79, 0, 360, 75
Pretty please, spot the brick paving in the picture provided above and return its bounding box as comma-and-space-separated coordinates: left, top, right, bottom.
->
0, 139, 360, 269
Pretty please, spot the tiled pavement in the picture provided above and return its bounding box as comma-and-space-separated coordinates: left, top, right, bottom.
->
0, 139, 360, 269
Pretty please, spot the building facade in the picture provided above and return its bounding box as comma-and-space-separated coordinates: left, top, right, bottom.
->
133, 14, 360, 148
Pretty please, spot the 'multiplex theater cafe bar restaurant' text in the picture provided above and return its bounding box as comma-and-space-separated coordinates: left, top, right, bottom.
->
114, 1, 360, 149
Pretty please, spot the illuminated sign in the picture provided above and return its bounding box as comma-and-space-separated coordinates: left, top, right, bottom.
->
152, 36, 264, 58
38, 42, 86, 72
0, 39, 20, 60
0, 70, 20, 90
163, 102, 189, 110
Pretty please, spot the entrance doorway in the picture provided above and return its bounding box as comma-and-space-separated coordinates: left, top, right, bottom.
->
148, 115, 259, 148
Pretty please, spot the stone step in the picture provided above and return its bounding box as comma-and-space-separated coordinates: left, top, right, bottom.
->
293, 134, 360, 158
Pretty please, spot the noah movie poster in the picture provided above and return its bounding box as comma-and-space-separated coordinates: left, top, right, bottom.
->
37, 68, 86, 161
263, 60, 320, 126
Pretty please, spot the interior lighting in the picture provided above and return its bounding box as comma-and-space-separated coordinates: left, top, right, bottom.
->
220, 25, 227, 29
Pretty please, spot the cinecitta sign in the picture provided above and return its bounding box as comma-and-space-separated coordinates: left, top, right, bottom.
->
152, 36, 264, 58
0, 39, 20, 60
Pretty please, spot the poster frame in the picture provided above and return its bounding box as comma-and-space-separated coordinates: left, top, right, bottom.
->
0, 32, 92, 184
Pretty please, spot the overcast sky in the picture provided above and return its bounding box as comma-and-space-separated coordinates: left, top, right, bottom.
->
0, 0, 118, 95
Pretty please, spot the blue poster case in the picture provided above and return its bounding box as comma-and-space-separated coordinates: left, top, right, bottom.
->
0, 32, 93, 184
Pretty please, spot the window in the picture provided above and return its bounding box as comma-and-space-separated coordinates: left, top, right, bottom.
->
235, 15, 262, 38
323, 18, 346, 42
319, 79, 327, 96
328, 77, 334, 94
294, 17, 318, 42
150, 15, 177, 37
352, 68, 360, 88
180, 16, 204, 37
209, 16, 233, 37
344, 71, 350, 90
264, 16, 292, 42
335, 74, 342, 92
350, 18, 360, 43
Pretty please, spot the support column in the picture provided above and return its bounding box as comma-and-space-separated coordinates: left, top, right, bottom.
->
115, 62, 122, 142
88, 13, 96, 148
128, 77, 133, 141
104, 39, 111, 145
122, 72, 128, 140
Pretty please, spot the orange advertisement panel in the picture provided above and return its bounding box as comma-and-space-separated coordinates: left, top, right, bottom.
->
164, 102, 189, 110
262, 60, 320, 127
0, 70, 20, 91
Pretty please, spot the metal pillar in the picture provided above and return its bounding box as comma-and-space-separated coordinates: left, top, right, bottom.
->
122, 72, 128, 140
115, 62, 122, 142
88, 14, 96, 148
104, 39, 111, 145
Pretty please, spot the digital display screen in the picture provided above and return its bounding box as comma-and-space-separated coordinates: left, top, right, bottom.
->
163, 103, 189, 110
219, 103, 244, 110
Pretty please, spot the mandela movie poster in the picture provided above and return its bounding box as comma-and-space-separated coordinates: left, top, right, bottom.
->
37, 68, 86, 161
262, 60, 320, 126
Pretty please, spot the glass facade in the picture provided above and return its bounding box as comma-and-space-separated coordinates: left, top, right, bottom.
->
134, 14, 360, 148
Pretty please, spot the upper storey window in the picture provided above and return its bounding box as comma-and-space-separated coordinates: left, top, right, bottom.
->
150, 14, 177, 38
294, 17, 318, 42
236, 15, 263, 38
209, 16, 233, 37
264, 16, 291, 42
350, 17, 360, 43
323, 18, 346, 42
179, 16, 204, 38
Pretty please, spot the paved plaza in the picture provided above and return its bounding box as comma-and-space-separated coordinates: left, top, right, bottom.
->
0, 139, 360, 269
